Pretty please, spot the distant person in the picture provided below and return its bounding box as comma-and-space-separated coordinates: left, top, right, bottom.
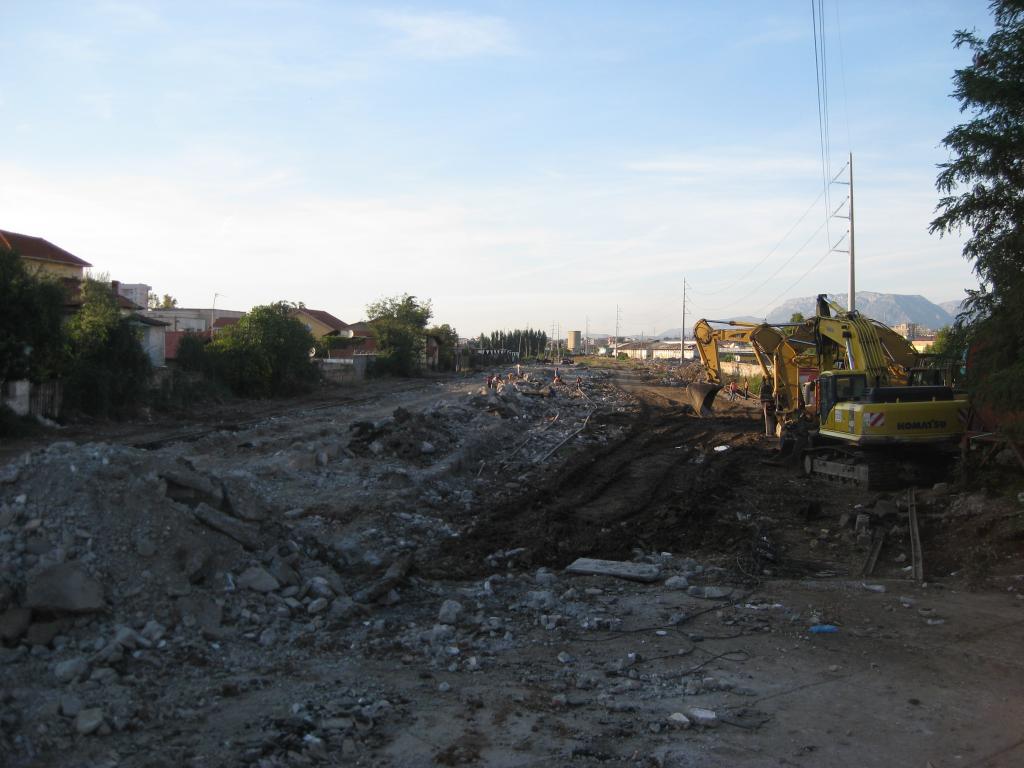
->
743, 378, 750, 399
728, 380, 739, 401
760, 379, 776, 437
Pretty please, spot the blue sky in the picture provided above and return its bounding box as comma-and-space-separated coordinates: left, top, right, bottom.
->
0, 1, 992, 336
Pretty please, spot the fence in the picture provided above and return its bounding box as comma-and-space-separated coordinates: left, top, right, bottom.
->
2, 380, 63, 419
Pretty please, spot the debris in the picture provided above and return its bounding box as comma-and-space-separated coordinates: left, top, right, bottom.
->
237, 566, 280, 593
668, 712, 691, 729
685, 707, 718, 728
25, 563, 105, 613
862, 583, 887, 594
437, 599, 463, 625
75, 707, 105, 736
664, 575, 689, 589
564, 558, 661, 583
808, 624, 839, 634
687, 585, 733, 600
192, 502, 259, 549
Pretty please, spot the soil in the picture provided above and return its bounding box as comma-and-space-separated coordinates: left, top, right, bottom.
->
1, 365, 1023, 767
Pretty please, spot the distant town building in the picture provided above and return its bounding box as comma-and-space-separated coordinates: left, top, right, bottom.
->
117, 283, 152, 309
567, 330, 582, 352
145, 307, 245, 332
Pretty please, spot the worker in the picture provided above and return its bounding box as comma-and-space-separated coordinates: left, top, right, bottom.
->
743, 378, 750, 399
760, 379, 776, 437
574, 375, 583, 392
728, 380, 739, 401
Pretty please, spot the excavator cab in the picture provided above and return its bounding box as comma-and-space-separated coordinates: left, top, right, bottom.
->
817, 372, 867, 427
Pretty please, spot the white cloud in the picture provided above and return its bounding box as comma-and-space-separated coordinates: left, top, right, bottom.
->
372, 10, 519, 59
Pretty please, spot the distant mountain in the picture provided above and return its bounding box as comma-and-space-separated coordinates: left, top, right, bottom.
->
938, 299, 966, 319
766, 292, 953, 329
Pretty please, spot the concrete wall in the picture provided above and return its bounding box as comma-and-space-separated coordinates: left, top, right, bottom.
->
315, 355, 372, 383
720, 361, 763, 380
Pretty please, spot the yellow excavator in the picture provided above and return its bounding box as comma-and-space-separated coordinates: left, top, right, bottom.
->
768, 296, 967, 487
693, 297, 968, 487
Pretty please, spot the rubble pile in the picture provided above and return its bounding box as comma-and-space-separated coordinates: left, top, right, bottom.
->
0, 365, 643, 765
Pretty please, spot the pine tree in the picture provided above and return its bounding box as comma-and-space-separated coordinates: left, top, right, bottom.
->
930, 0, 1024, 411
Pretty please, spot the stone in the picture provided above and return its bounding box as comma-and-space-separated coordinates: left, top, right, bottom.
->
306, 576, 335, 598
75, 707, 105, 735
25, 562, 105, 613
329, 596, 357, 619
687, 586, 733, 600
26, 620, 66, 647
140, 620, 166, 643
564, 557, 661, 583
685, 707, 718, 728
668, 712, 691, 729
237, 566, 280, 593
0, 607, 31, 642
535, 568, 558, 586
220, 476, 272, 521
525, 591, 557, 612
438, 600, 463, 625
193, 503, 259, 549
269, 558, 300, 587
664, 576, 689, 589
161, 468, 223, 506
307, 598, 329, 615
60, 694, 83, 718
54, 657, 89, 683
259, 628, 276, 647
854, 514, 872, 534
557, 651, 573, 664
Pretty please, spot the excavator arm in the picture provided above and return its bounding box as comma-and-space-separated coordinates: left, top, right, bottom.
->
692, 319, 759, 385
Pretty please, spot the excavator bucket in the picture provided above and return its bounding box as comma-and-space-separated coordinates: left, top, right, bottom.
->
684, 383, 721, 417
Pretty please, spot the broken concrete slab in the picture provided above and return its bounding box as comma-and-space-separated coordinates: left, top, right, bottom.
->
564, 558, 661, 583
161, 468, 224, 507
193, 502, 259, 549
25, 562, 105, 613
220, 476, 272, 522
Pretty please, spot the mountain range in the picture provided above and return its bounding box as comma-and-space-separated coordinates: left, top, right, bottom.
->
765, 292, 955, 328
638, 292, 963, 341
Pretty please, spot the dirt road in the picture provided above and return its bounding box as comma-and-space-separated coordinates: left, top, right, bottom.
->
1, 368, 1022, 767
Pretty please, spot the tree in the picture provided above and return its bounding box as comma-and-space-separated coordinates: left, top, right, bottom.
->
148, 293, 178, 309
790, 312, 805, 323
63, 276, 151, 417
930, 0, 1024, 411
0, 248, 66, 384
207, 301, 318, 397
366, 294, 433, 376
427, 323, 460, 370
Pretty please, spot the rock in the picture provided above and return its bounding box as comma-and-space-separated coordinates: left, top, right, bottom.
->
259, 628, 276, 647
535, 568, 558, 586
557, 651, 573, 664
237, 566, 280, 593
193, 503, 259, 549
54, 657, 89, 683
0, 607, 31, 642
269, 558, 300, 587
420, 441, 435, 455
932, 482, 951, 497
438, 600, 463, 625
75, 707, 105, 735
525, 591, 556, 611
306, 576, 335, 598
307, 598, 329, 615
26, 620, 66, 647
316, 451, 329, 467
220, 476, 272, 521
60, 694, 82, 718
141, 620, 166, 643
685, 707, 718, 728
664, 576, 689, 589
329, 596, 357, 619
668, 712, 691, 729
564, 557, 661, 583
25, 563, 105, 613
161, 468, 223, 506
854, 513, 872, 533
687, 586, 733, 600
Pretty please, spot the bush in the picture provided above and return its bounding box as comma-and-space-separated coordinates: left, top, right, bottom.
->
206, 302, 318, 397
0, 248, 66, 383
63, 278, 151, 418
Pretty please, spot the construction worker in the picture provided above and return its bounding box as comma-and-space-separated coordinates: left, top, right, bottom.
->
728, 380, 739, 401
743, 378, 750, 399
760, 378, 776, 437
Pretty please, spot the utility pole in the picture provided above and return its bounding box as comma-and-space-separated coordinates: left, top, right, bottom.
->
848, 152, 855, 312
680, 278, 687, 362
585, 315, 590, 356
614, 305, 621, 356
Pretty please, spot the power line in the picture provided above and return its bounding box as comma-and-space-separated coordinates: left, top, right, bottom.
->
685, 188, 826, 299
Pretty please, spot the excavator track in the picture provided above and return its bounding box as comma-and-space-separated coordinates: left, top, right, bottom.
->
802, 447, 899, 490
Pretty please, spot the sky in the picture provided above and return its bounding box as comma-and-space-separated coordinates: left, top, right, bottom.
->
0, 1, 994, 337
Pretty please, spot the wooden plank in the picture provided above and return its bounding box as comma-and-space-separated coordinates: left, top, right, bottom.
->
908, 488, 924, 583
861, 529, 886, 578
564, 558, 661, 583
